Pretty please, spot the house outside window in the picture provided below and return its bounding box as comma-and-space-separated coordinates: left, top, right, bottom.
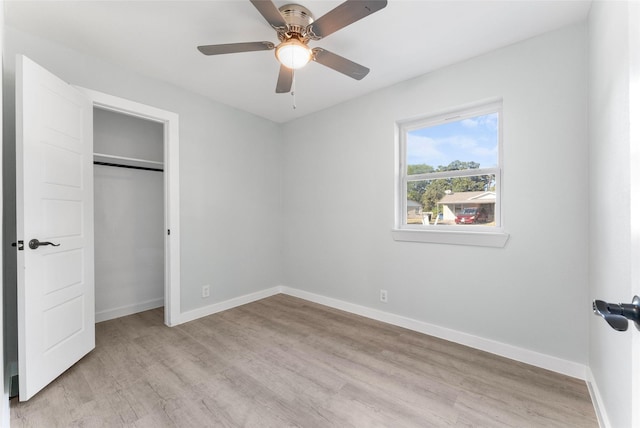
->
438, 191, 496, 223
395, 100, 505, 243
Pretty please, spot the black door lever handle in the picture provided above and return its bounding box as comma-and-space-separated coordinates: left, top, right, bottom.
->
593, 296, 640, 331
28, 239, 60, 250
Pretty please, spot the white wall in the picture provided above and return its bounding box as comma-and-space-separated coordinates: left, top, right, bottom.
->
93, 109, 165, 321
2, 26, 284, 368
282, 24, 589, 365
588, 2, 635, 427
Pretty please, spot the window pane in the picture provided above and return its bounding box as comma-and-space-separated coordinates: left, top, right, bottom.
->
406, 174, 496, 225
407, 112, 498, 174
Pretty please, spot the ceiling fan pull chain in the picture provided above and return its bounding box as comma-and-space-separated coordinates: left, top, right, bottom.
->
291, 69, 297, 110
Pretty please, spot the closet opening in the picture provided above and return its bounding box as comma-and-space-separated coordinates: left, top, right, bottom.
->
93, 107, 165, 323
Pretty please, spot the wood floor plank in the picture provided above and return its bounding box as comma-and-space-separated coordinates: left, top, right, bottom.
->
10, 294, 598, 427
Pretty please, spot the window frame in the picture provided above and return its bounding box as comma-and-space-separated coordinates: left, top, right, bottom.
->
393, 99, 509, 247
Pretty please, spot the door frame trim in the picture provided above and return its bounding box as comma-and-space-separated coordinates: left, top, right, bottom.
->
76, 87, 181, 327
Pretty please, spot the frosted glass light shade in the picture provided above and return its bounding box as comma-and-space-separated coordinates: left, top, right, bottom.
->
275, 39, 312, 69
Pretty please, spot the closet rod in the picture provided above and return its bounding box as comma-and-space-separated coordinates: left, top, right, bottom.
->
93, 161, 163, 172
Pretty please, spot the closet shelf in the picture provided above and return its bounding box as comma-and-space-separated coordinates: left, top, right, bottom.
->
93, 153, 164, 171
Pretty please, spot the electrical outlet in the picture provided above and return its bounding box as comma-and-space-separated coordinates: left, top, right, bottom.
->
380, 289, 388, 303
202, 285, 210, 298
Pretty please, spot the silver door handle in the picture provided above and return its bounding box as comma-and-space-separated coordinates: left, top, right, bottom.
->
28, 239, 60, 250
593, 296, 640, 331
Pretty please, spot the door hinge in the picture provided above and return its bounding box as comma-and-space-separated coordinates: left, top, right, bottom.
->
167, 229, 171, 236
11, 240, 24, 251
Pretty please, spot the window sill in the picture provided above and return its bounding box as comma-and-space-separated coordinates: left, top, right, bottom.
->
391, 228, 509, 248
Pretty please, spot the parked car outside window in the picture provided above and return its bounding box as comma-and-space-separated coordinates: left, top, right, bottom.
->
455, 207, 488, 224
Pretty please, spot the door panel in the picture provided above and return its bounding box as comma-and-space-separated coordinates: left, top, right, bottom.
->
43, 145, 83, 186
16, 55, 94, 401
42, 200, 82, 236
42, 250, 84, 295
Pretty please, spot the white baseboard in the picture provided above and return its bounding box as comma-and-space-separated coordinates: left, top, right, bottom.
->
178, 286, 282, 324
279, 286, 588, 380
586, 367, 611, 428
96, 297, 165, 323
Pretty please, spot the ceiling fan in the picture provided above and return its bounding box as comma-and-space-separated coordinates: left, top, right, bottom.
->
197, 0, 388, 93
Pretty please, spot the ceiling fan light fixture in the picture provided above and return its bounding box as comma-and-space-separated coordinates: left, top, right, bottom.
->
275, 38, 312, 69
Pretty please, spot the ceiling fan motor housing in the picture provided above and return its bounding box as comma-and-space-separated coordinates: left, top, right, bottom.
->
278, 4, 315, 40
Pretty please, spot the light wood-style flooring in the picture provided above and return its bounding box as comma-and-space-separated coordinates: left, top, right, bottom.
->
11, 294, 597, 427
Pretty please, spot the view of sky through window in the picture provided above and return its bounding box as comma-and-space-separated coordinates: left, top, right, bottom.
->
407, 113, 498, 169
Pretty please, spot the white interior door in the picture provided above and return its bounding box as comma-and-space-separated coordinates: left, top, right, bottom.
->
16, 55, 94, 401
631, 4, 640, 427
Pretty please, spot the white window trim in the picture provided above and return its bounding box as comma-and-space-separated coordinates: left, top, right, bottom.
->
393, 99, 509, 247
391, 228, 509, 247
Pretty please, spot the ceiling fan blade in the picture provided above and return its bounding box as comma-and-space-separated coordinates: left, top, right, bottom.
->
307, 0, 388, 39
197, 41, 275, 56
250, 0, 288, 30
276, 65, 293, 93
312, 48, 370, 80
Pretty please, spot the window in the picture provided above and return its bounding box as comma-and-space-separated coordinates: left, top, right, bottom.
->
394, 100, 508, 247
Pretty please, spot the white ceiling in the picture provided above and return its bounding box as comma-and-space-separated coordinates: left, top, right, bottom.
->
5, 0, 592, 123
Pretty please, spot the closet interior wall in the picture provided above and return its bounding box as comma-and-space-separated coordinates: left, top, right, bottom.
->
93, 108, 165, 322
